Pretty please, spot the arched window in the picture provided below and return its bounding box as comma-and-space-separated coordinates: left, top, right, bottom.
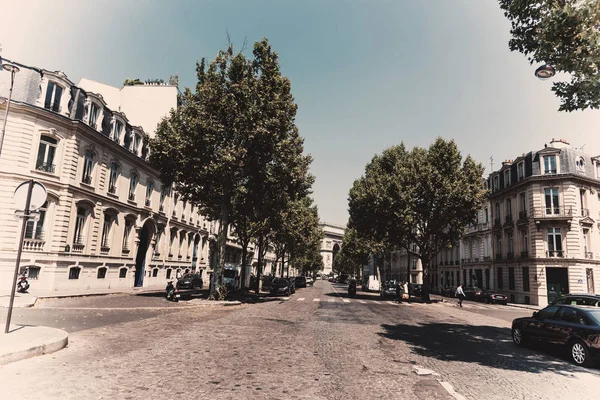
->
128, 172, 139, 201
119, 267, 128, 278
145, 180, 154, 207
97, 267, 107, 279
82, 150, 94, 184
100, 213, 114, 253
73, 207, 87, 245
123, 130, 132, 150
68, 266, 81, 280
44, 81, 63, 112
108, 162, 119, 194
36, 136, 57, 173
89, 102, 100, 129
152, 268, 159, 277
132, 133, 141, 155
122, 218, 135, 253
25, 201, 48, 240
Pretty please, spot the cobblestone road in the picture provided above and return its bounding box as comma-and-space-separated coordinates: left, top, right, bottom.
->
1, 281, 599, 399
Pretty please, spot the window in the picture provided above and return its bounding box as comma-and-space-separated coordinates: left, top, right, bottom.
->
504, 169, 511, 186
123, 220, 133, 251
101, 215, 113, 248
112, 120, 123, 143
508, 232, 514, 255
522, 266, 530, 292
538, 305, 559, 319
544, 188, 560, 215
484, 208, 488, 223
36, 136, 57, 173
89, 102, 99, 129
496, 235, 502, 255
73, 207, 86, 244
97, 267, 107, 279
145, 181, 154, 207
129, 173, 138, 201
493, 175, 499, 191
82, 150, 94, 184
497, 267, 503, 289
123, 130, 131, 150
508, 267, 515, 290
142, 145, 149, 160
521, 230, 528, 255
575, 156, 585, 172
169, 231, 176, 255
517, 162, 524, 181
132, 134, 141, 154
159, 186, 168, 212
68, 267, 81, 280
519, 192, 526, 217
495, 203, 500, 222
152, 268, 159, 277
166, 269, 172, 279
108, 162, 118, 194
44, 82, 63, 112
506, 199, 512, 219
26, 266, 41, 280
412, 257, 417, 270
544, 155, 557, 174
547, 227, 563, 257
25, 201, 47, 240
119, 268, 127, 278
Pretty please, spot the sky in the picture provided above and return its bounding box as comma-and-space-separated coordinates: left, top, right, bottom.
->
2, 0, 599, 226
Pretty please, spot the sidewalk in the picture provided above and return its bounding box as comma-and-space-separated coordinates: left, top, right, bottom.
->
0, 324, 68, 366
0, 293, 37, 308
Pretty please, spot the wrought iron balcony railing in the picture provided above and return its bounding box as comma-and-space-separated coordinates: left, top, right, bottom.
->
546, 250, 564, 258
36, 161, 56, 174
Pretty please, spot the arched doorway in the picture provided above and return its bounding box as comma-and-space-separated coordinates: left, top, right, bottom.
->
134, 220, 155, 287
332, 243, 341, 267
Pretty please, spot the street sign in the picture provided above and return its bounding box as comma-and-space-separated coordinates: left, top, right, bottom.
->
14, 180, 46, 211
13, 210, 40, 221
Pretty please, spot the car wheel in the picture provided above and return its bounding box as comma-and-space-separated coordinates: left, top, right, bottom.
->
570, 340, 592, 367
512, 327, 526, 347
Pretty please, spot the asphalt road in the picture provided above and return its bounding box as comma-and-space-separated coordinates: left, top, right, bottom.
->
1, 280, 599, 400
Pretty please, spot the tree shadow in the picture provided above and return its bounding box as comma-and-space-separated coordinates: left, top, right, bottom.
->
379, 322, 600, 375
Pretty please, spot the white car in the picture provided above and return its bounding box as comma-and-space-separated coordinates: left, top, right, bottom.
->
306, 276, 314, 285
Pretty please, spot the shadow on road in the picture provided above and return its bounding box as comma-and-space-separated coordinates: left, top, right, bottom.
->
379, 322, 600, 375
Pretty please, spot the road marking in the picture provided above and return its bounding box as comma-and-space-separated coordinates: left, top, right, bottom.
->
386, 301, 397, 305
297, 298, 305, 301
438, 380, 467, 400
282, 297, 290, 301
313, 298, 320, 302
342, 299, 350, 303
372, 301, 381, 305
328, 298, 335, 303
358, 300, 366, 304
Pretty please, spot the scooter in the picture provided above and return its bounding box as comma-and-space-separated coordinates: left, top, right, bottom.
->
165, 280, 180, 302
17, 276, 30, 293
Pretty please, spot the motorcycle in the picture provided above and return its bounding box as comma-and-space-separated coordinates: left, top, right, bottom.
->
165, 280, 180, 302
17, 276, 30, 293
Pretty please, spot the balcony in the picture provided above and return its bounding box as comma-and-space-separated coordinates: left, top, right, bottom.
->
517, 211, 528, 225
478, 222, 490, 231
23, 238, 45, 252
520, 250, 528, 259
128, 192, 136, 201
72, 243, 85, 253
159, 204, 165, 213
483, 256, 491, 261
585, 252, 594, 259
82, 175, 92, 185
581, 208, 590, 217
495, 253, 503, 261
505, 215, 513, 224
546, 250, 565, 258
108, 184, 116, 194
449, 260, 454, 265
168, 253, 174, 260
100, 246, 110, 255
35, 161, 55, 174
533, 206, 573, 219
506, 252, 514, 260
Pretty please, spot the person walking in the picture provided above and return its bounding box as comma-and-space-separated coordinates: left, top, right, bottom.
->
396, 281, 403, 303
455, 284, 466, 307
403, 281, 410, 302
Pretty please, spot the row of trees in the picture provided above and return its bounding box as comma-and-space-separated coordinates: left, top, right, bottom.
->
150, 38, 323, 296
340, 138, 487, 301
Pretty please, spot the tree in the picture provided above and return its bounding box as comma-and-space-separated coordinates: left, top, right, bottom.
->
348, 138, 487, 301
333, 226, 370, 278
168, 75, 179, 87
123, 78, 143, 86
151, 38, 313, 297
499, 0, 600, 111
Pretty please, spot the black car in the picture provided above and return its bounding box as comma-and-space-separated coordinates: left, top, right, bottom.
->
512, 305, 600, 367
441, 286, 457, 297
270, 277, 295, 296
550, 294, 600, 307
176, 273, 203, 290
294, 276, 307, 288
380, 280, 397, 298
463, 286, 483, 301
408, 283, 422, 298
477, 290, 508, 305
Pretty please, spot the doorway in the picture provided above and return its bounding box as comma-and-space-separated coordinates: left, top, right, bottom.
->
546, 267, 568, 304
135, 222, 153, 287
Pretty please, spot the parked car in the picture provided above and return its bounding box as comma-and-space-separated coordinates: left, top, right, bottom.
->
306, 276, 314, 285
463, 286, 483, 301
550, 294, 600, 307
328, 276, 335, 282
512, 305, 600, 367
176, 273, 203, 290
408, 283, 423, 298
380, 280, 397, 298
295, 276, 307, 288
477, 290, 508, 305
270, 277, 294, 296
441, 286, 457, 297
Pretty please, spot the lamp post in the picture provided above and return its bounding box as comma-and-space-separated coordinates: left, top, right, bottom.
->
0, 61, 20, 157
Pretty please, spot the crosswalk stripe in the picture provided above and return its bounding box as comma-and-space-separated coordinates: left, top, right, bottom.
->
282, 297, 290, 301
328, 298, 335, 303
297, 298, 305, 301
386, 301, 397, 305
313, 298, 320, 302
373, 301, 381, 305
358, 300, 366, 304
342, 299, 351, 303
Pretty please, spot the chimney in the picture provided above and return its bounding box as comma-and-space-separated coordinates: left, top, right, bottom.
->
550, 138, 570, 149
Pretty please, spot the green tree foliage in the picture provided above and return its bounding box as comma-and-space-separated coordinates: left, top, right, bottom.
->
348, 138, 487, 300
150, 38, 313, 296
499, 0, 600, 111
333, 226, 370, 278
123, 78, 143, 86
168, 75, 179, 87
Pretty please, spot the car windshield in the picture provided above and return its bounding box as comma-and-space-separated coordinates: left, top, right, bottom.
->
223, 270, 236, 278
180, 274, 193, 280
272, 278, 288, 287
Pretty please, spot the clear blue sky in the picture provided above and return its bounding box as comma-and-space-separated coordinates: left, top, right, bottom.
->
3, 0, 599, 225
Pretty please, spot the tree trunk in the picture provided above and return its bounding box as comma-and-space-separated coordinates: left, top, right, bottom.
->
240, 240, 248, 293
212, 202, 230, 297
255, 234, 264, 294
421, 257, 431, 303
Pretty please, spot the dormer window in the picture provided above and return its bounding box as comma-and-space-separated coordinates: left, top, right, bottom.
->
544, 155, 557, 175
89, 102, 100, 129
504, 170, 511, 187
493, 175, 499, 192
132, 134, 141, 155
112, 120, 123, 143
44, 82, 63, 112
517, 162, 524, 181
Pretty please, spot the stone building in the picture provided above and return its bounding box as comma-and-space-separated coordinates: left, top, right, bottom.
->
0, 59, 245, 294
489, 139, 600, 306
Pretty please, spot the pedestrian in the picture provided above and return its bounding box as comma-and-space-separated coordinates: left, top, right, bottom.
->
396, 280, 402, 303
403, 281, 410, 302
455, 284, 466, 307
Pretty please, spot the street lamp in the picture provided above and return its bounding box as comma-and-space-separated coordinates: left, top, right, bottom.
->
534, 64, 556, 80
0, 60, 20, 157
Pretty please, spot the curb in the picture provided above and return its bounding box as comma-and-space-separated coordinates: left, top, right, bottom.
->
33, 289, 165, 299
0, 326, 69, 366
